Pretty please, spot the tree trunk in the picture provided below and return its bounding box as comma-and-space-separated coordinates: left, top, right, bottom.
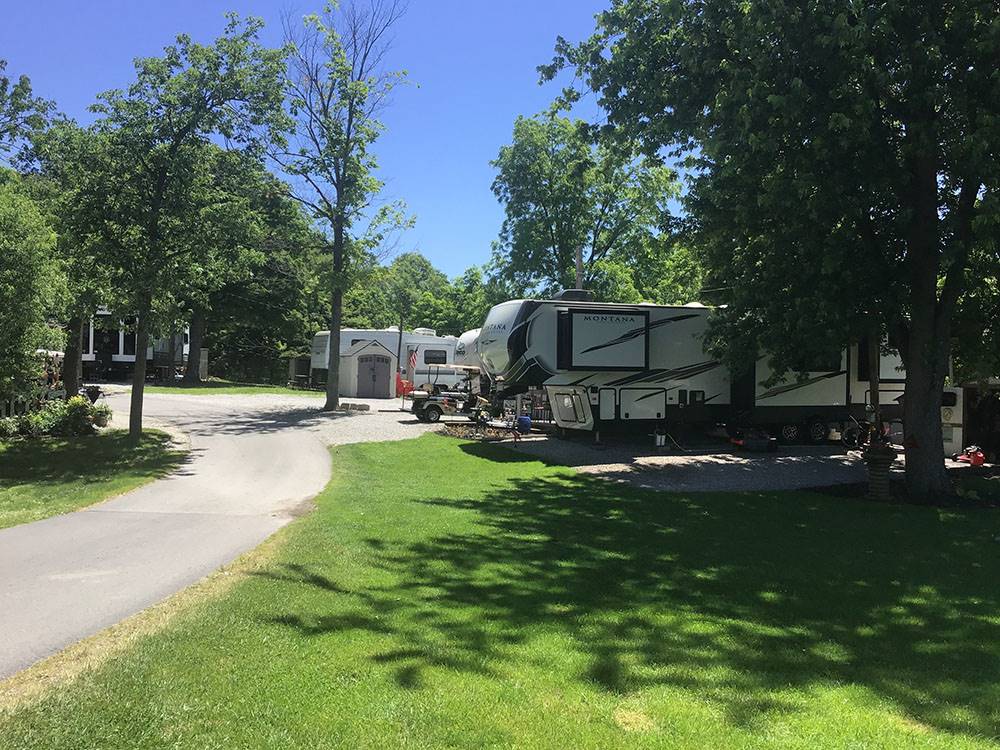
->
324, 287, 342, 410
128, 307, 151, 446
324, 220, 345, 411
902, 327, 951, 501
63, 315, 83, 400
183, 311, 205, 384
396, 311, 405, 377
167, 327, 177, 381
900, 146, 952, 502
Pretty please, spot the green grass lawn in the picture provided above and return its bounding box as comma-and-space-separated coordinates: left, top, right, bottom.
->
961, 475, 1000, 503
2, 434, 999, 749
0, 431, 187, 529
145, 379, 324, 397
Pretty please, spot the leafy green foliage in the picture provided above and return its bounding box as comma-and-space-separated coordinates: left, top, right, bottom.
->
67, 15, 289, 438
278, 1, 409, 408
0, 59, 51, 160
490, 113, 680, 299
9, 395, 111, 438
340, 256, 512, 337
0, 171, 60, 399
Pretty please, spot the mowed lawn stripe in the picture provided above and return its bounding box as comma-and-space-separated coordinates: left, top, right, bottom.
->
1, 433, 998, 749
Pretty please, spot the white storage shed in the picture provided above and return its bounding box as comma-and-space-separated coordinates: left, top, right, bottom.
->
338, 340, 397, 399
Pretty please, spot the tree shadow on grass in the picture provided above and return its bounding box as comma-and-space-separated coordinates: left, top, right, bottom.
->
263, 442, 1000, 738
0, 430, 189, 486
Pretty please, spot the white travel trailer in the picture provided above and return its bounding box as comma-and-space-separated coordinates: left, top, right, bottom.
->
310, 327, 464, 392
478, 296, 963, 452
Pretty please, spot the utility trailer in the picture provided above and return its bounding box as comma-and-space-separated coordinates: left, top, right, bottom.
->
476, 296, 964, 453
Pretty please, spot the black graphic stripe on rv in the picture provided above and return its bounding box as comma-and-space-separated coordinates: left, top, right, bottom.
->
606, 369, 668, 386
635, 390, 665, 402
756, 370, 847, 400
503, 355, 553, 385
603, 360, 720, 387
649, 360, 722, 383
635, 387, 722, 404
579, 314, 701, 354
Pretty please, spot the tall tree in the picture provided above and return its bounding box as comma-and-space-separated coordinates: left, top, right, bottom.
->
0, 171, 59, 400
277, 0, 409, 411
80, 15, 288, 443
0, 59, 50, 160
24, 120, 109, 399
202, 166, 325, 384
490, 113, 678, 297
548, 0, 1000, 501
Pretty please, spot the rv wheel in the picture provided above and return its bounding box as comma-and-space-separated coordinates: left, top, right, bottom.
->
778, 423, 801, 443
804, 417, 828, 444
424, 405, 443, 423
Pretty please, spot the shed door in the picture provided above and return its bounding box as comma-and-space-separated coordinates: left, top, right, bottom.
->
358, 354, 391, 398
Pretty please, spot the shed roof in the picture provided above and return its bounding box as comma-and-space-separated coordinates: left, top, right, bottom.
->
340, 339, 396, 359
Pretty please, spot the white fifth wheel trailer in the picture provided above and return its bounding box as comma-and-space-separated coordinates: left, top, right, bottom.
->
311, 327, 464, 392
477, 296, 964, 453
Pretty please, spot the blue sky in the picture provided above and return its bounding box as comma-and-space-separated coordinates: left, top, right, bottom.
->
1, 0, 609, 276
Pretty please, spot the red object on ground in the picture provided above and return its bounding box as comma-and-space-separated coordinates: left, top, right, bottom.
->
396, 375, 415, 396
954, 447, 986, 466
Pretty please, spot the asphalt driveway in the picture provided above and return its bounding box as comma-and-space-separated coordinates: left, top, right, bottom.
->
0, 392, 431, 679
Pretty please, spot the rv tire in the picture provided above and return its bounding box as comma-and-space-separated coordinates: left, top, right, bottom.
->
778, 423, 801, 443
804, 417, 828, 444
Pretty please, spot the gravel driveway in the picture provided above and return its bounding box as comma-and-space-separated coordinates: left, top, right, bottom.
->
506, 433, 905, 493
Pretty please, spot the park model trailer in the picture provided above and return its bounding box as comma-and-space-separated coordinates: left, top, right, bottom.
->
477, 297, 964, 453
81, 308, 201, 381
311, 327, 464, 392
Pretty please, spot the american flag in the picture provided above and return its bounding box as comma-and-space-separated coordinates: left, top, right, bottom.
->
407, 348, 417, 374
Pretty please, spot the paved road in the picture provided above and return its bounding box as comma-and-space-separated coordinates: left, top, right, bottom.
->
0, 392, 430, 679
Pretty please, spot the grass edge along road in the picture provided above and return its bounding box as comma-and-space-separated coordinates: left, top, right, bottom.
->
145, 379, 324, 397
0, 430, 187, 530
1, 433, 998, 749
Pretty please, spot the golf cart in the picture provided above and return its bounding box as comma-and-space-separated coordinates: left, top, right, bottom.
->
409, 364, 491, 423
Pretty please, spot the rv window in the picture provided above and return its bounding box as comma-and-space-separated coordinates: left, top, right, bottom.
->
689, 390, 705, 404
790, 350, 842, 373
424, 349, 447, 365
678, 389, 688, 406
123, 331, 136, 356
351, 338, 366, 346
942, 391, 958, 407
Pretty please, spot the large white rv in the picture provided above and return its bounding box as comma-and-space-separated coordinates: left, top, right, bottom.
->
311, 327, 464, 392
478, 297, 963, 453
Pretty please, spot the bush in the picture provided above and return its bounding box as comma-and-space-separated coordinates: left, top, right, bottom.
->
8, 396, 111, 439
93, 403, 112, 428
0, 417, 17, 440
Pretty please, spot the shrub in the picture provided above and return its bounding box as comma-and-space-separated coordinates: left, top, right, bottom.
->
93, 403, 112, 428
54, 396, 98, 436
0, 417, 17, 440
9, 396, 111, 439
